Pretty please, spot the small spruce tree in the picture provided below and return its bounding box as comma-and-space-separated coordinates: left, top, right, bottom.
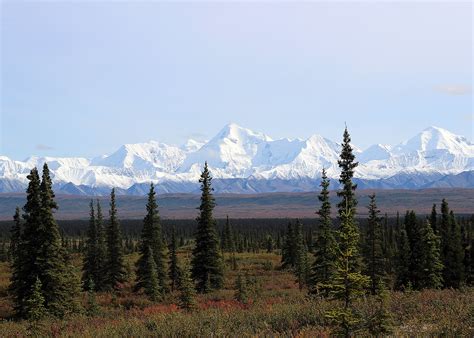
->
178, 264, 196, 311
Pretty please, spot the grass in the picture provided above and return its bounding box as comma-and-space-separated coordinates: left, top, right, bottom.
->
0, 251, 472, 337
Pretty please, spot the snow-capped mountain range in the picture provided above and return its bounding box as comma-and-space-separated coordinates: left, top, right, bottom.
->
1, 124, 473, 195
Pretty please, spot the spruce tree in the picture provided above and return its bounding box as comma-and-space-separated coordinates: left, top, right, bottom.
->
9, 207, 22, 262
405, 210, 423, 288
178, 264, 196, 311
191, 163, 224, 292
430, 204, 437, 233
337, 126, 358, 218
24, 277, 46, 321
95, 200, 107, 290
395, 229, 411, 290
223, 215, 235, 253
440, 200, 464, 288
168, 226, 180, 292
445, 210, 464, 288
82, 200, 100, 290
143, 246, 161, 301
281, 222, 296, 269
294, 219, 309, 290
326, 205, 370, 337
363, 194, 386, 294
135, 184, 167, 294
10, 168, 43, 318
336, 126, 361, 273
104, 188, 126, 290
310, 169, 336, 296
419, 219, 444, 289
38, 163, 78, 317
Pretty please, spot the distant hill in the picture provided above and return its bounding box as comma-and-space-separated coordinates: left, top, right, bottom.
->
0, 188, 472, 220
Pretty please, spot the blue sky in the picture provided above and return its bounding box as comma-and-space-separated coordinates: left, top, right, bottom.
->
1, 1, 472, 160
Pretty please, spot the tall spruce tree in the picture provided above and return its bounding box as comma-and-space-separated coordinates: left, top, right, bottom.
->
310, 169, 336, 296
363, 194, 386, 294
191, 163, 224, 292
38, 164, 78, 316
135, 184, 167, 294
104, 188, 126, 289
168, 226, 179, 292
95, 200, 107, 290
336, 126, 361, 272
10, 168, 42, 317
82, 200, 101, 290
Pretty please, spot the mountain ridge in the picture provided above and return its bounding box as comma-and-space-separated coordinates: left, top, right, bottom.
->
1, 124, 472, 194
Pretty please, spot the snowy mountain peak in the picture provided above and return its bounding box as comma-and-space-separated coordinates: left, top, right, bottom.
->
216, 123, 273, 143
394, 126, 473, 155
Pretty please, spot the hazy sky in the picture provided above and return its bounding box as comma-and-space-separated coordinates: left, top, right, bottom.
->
1, 1, 472, 160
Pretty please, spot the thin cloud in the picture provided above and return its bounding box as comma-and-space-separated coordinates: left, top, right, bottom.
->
435, 84, 471, 96
35, 144, 54, 151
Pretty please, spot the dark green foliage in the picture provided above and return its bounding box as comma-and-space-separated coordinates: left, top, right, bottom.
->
178, 264, 196, 311
363, 194, 386, 294
168, 227, 179, 292
418, 219, 444, 289
337, 127, 358, 218
310, 169, 336, 296
10, 165, 78, 318
104, 188, 126, 290
143, 246, 161, 301
24, 277, 46, 321
82, 200, 105, 291
191, 163, 224, 292
439, 199, 464, 288
39, 164, 79, 316
9, 207, 21, 262
281, 222, 296, 269
430, 204, 437, 233
395, 229, 411, 290
326, 206, 370, 337
293, 219, 309, 290
135, 184, 167, 294
222, 215, 235, 253
405, 210, 423, 288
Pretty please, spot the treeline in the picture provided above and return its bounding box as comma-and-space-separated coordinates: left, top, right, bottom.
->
3, 127, 474, 335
